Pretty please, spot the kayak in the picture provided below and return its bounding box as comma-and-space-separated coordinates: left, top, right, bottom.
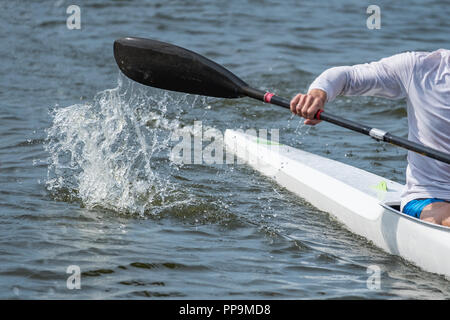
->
224, 129, 450, 279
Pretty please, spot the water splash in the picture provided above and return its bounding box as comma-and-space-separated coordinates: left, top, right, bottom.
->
45, 78, 195, 216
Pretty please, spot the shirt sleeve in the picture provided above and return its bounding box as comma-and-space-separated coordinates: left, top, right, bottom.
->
308, 52, 417, 102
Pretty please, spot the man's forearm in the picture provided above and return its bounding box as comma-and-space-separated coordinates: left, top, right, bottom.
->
308, 66, 351, 103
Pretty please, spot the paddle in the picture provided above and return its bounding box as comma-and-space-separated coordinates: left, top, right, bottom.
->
114, 37, 450, 165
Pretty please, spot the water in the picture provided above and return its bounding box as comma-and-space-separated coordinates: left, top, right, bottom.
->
1, 0, 449, 299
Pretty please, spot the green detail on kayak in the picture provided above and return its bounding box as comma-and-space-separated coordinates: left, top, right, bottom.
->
256, 138, 281, 146
372, 181, 388, 192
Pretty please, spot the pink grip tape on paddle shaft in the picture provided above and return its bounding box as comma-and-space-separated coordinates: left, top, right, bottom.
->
315, 109, 324, 120
264, 92, 274, 103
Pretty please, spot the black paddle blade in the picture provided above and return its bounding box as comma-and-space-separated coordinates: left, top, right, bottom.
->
114, 37, 248, 98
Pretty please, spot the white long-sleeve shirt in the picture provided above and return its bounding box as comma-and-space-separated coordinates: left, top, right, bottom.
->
308, 50, 450, 209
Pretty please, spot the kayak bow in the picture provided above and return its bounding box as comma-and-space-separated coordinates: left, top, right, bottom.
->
224, 129, 450, 278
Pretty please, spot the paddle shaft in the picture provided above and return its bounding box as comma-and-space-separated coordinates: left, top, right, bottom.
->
243, 86, 450, 165
113, 37, 450, 165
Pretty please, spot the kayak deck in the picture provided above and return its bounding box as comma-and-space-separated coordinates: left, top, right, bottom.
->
224, 129, 450, 279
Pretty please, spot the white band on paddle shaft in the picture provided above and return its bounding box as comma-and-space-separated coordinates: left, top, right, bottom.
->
369, 128, 387, 141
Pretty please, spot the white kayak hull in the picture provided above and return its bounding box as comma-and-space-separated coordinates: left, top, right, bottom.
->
224, 129, 450, 278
